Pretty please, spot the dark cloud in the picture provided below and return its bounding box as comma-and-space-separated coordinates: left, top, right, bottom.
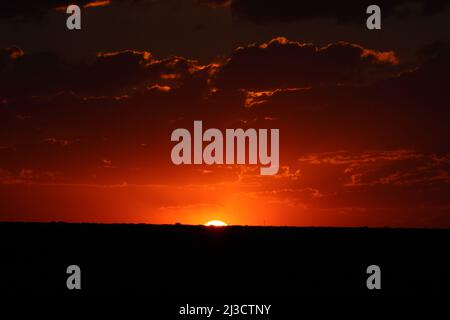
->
217, 0, 450, 24
372, 42, 450, 109
214, 37, 399, 91
0, 48, 213, 98
1, 1, 100, 19
0, 1, 153, 20
0, 47, 24, 72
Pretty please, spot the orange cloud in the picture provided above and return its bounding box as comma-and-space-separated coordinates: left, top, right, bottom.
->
84, 0, 111, 8
361, 48, 399, 66
149, 84, 172, 92
242, 88, 309, 108
5, 47, 24, 60
55, 1, 111, 11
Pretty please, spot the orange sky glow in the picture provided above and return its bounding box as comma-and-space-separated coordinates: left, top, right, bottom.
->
1, 2, 450, 228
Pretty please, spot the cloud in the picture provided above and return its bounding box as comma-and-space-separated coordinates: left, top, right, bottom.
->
298, 150, 450, 187
0, 48, 212, 98
83, 0, 111, 8
1, 47, 24, 72
0, 168, 59, 185
7, 38, 448, 103
214, 37, 399, 91
0, 1, 115, 19
203, 0, 450, 24
242, 88, 307, 108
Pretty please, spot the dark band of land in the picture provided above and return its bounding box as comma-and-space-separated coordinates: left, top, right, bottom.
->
0, 222, 449, 296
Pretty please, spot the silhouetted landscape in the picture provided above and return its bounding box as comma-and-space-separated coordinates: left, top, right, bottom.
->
0, 222, 449, 296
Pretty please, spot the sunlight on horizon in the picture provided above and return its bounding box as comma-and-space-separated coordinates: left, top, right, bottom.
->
204, 220, 228, 227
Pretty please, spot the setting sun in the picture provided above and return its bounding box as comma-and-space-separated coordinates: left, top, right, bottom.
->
204, 220, 228, 227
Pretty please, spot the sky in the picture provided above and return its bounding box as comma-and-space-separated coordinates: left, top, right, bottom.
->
0, 0, 450, 227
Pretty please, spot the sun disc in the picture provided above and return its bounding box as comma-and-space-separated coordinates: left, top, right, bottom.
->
205, 220, 228, 227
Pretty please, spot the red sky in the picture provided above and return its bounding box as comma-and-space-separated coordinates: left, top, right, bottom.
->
0, 1, 449, 227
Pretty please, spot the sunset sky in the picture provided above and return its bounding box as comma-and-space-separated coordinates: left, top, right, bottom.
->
1, 0, 450, 227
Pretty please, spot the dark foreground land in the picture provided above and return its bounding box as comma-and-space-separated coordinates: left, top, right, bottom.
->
0, 222, 449, 296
